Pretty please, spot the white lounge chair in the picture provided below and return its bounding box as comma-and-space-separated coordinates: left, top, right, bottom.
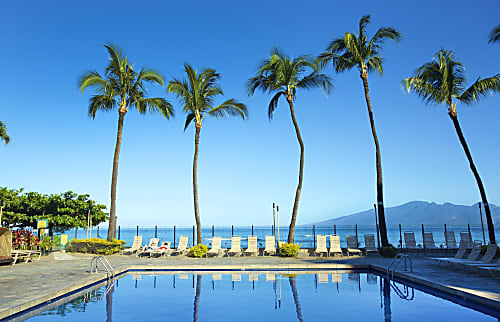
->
123, 235, 143, 255
461, 243, 498, 268
428, 240, 468, 264
364, 234, 378, 255
346, 236, 362, 256
263, 236, 276, 256
266, 273, 276, 282
329, 235, 343, 257
318, 273, 329, 284
460, 232, 473, 249
207, 237, 223, 258
314, 235, 328, 257
445, 231, 457, 249
227, 236, 242, 257
11, 250, 33, 265
331, 272, 342, 283
244, 236, 259, 257
404, 232, 418, 250
158, 241, 171, 257
423, 232, 438, 250
249, 273, 259, 282
171, 236, 189, 256
439, 241, 483, 265
232, 274, 241, 282
139, 238, 160, 257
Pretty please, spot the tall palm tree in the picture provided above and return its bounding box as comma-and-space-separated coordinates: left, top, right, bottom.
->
402, 49, 500, 243
317, 15, 401, 247
168, 64, 247, 245
248, 47, 332, 243
0, 121, 10, 145
489, 24, 500, 43
79, 44, 173, 241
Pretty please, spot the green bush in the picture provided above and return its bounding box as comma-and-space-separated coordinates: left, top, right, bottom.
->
279, 243, 301, 257
188, 244, 208, 258
39, 236, 53, 251
380, 245, 397, 258
480, 245, 500, 258
67, 238, 125, 255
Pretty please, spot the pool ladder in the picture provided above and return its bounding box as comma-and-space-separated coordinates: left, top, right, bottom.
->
89, 256, 115, 301
387, 253, 412, 280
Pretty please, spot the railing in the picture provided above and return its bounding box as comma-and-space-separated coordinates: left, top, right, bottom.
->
387, 253, 413, 281
89, 256, 115, 302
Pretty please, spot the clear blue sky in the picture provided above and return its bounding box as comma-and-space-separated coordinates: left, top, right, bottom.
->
1, 0, 499, 227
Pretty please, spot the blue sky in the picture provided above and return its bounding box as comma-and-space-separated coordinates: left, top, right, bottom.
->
1, 0, 499, 227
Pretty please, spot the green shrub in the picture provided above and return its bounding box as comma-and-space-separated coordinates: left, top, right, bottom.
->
481, 245, 500, 258
380, 245, 397, 258
39, 236, 53, 251
188, 244, 208, 258
279, 243, 301, 257
67, 238, 125, 255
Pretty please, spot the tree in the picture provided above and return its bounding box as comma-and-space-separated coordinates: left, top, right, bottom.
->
402, 48, 500, 243
248, 48, 332, 243
0, 121, 10, 145
79, 45, 173, 241
317, 15, 401, 247
168, 64, 247, 245
489, 24, 500, 43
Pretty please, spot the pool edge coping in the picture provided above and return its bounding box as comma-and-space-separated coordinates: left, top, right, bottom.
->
1, 262, 499, 320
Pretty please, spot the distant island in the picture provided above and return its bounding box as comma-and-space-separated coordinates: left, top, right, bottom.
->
310, 201, 500, 226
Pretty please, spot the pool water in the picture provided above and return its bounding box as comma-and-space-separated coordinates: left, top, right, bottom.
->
14, 271, 500, 321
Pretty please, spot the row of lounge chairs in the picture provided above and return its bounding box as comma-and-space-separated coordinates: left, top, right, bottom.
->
403, 231, 473, 250
123, 234, 378, 258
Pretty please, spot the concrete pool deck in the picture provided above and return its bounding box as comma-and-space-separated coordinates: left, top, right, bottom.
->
0, 252, 499, 319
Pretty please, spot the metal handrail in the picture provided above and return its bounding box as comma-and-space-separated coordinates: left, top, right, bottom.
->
387, 253, 413, 280
90, 256, 115, 281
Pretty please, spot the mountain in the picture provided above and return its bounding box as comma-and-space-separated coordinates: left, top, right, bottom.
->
311, 201, 500, 226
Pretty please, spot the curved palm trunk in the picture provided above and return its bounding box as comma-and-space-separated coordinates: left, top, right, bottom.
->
193, 125, 202, 245
288, 277, 304, 322
360, 73, 389, 247
193, 274, 202, 322
107, 111, 125, 241
286, 96, 304, 244
449, 113, 496, 243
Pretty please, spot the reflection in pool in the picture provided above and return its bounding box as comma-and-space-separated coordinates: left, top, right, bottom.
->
17, 271, 499, 321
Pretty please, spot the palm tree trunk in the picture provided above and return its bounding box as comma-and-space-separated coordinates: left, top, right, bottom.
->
107, 111, 125, 241
193, 275, 202, 322
360, 73, 389, 247
286, 96, 304, 244
288, 277, 304, 322
449, 113, 496, 243
193, 124, 202, 245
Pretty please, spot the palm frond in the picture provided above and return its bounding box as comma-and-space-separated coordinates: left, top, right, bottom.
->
267, 91, 285, 120
488, 24, 500, 44
0, 121, 10, 145
184, 112, 196, 131
88, 95, 117, 119
459, 75, 500, 105
78, 71, 107, 93
207, 98, 248, 120
402, 77, 445, 105
134, 97, 174, 118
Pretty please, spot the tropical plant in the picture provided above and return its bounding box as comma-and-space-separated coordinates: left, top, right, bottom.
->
188, 244, 208, 258
402, 48, 500, 243
0, 121, 10, 145
317, 15, 401, 247
247, 48, 332, 243
79, 44, 173, 241
489, 24, 500, 43
168, 64, 247, 244
278, 243, 301, 257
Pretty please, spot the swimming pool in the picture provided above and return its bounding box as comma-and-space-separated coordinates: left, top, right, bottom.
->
6, 271, 500, 321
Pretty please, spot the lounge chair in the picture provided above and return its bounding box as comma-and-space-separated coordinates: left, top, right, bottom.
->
404, 232, 419, 250
445, 231, 457, 249
461, 243, 498, 268
207, 237, 223, 258
460, 232, 473, 249
243, 236, 259, 257
232, 274, 241, 282
139, 238, 160, 257
346, 235, 362, 256
123, 235, 143, 255
423, 232, 438, 250
478, 258, 500, 277
263, 236, 276, 256
428, 240, 468, 264
314, 235, 328, 257
158, 241, 171, 257
11, 250, 33, 265
318, 273, 329, 284
227, 236, 242, 257
212, 273, 222, 281
364, 234, 378, 255
329, 235, 343, 257
439, 240, 483, 265
266, 273, 276, 282
171, 236, 189, 256
249, 273, 259, 282
331, 272, 342, 283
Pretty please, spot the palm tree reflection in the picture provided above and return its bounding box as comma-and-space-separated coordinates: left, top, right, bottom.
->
382, 278, 392, 322
193, 275, 202, 322
105, 283, 114, 322
288, 277, 304, 322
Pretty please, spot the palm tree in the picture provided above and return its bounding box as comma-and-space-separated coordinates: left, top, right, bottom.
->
79, 45, 173, 241
489, 24, 500, 43
402, 49, 500, 244
0, 121, 10, 145
168, 64, 248, 245
248, 47, 332, 243
317, 15, 401, 247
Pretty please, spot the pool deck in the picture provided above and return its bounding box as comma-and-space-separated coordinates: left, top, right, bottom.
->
0, 252, 499, 319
